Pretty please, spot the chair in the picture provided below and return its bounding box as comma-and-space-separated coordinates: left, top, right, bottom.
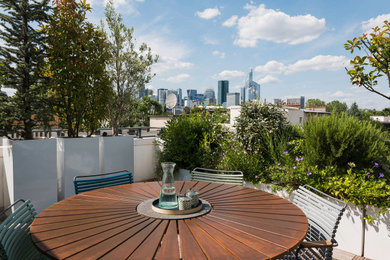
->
73, 170, 134, 194
283, 185, 347, 260
0, 199, 47, 260
191, 167, 244, 185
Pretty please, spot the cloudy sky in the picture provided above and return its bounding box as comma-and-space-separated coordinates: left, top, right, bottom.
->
5, 0, 390, 109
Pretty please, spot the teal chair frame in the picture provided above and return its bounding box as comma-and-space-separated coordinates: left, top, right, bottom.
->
191, 167, 244, 185
0, 199, 47, 260
283, 185, 347, 260
73, 170, 134, 194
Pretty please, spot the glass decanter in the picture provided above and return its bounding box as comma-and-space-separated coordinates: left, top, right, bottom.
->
158, 162, 178, 209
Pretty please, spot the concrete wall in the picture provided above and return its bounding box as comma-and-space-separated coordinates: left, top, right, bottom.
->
150, 115, 172, 128
134, 138, 158, 182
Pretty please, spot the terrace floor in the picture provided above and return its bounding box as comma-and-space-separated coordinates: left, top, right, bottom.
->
333, 248, 372, 260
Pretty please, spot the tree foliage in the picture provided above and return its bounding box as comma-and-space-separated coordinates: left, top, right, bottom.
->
345, 20, 390, 100
348, 102, 362, 120
104, 0, 158, 135
43, 0, 112, 137
306, 98, 325, 107
326, 100, 348, 114
0, 0, 51, 139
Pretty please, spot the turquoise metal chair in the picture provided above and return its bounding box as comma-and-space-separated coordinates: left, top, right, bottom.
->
191, 167, 244, 185
73, 170, 134, 194
283, 185, 347, 260
0, 199, 47, 260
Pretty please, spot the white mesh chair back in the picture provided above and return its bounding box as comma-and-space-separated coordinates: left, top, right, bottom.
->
191, 167, 244, 185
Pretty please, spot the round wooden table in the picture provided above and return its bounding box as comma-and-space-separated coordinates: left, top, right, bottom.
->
31, 181, 308, 259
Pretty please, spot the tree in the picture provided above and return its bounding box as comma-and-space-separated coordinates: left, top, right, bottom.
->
138, 96, 163, 126
0, 0, 51, 139
326, 100, 348, 114
345, 20, 390, 101
104, 0, 158, 135
348, 102, 362, 120
44, 0, 112, 137
0, 91, 15, 137
306, 99, 325, 107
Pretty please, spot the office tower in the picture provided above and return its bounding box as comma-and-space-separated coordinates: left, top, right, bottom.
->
227, 93, 240, 107
157, 88, 168, 107
204, 88, 215, 100
177, 88, 183, 106
274, 98, 282, 105
187, 89, 197, 100
217, 80, 229, 106
138, 86, 146, 99
241, 69, 260, 103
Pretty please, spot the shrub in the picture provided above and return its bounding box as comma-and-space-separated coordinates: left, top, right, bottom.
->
158, 111, 227, 171
303, 113, 390, 171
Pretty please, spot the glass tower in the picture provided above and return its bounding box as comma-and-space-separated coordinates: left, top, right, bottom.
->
217, 80, 229, 106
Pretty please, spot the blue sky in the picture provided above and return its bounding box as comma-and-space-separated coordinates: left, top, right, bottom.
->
5, 0, 390, 109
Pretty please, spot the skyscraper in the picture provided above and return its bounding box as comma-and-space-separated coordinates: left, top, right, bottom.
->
157, 88, 168, 107
241, 69, 260, 103
227, 93, 240, 107
177, 88, 183, 106
187, 89, 197, 100
218, 80, 229, 106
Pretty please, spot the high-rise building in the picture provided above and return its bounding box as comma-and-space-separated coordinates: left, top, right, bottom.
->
241, 69, 260, 103
177, 88, 183, 106
217, 80, 229, 106
274, 98, 282, 106
227, 93, 240, 107
204, 88, 215, 100
187, 89, 197, 100
157, 88, 168, 107
138, 86, 146, 99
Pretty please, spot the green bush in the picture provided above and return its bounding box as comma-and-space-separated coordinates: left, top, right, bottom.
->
303, 113, 390, 171
158, 111, 226, 171
221, 101, 298, 183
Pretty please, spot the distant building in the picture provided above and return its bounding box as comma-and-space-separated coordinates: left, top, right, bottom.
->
274, 98, 282, 106
204, 88, 215, 100
227, 93, 240, 107
218, 80, 229, 106
157, 88, 168, 107
241, 69, 260, 103
187, 89, 197, 100
177, 88, 183, 106
286, 96, 305, 109
138, 86, 146, 99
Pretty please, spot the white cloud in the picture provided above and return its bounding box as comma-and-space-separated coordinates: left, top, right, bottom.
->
222, 15, 238, 27
232, 4, 326, 47
255, 55, 348, 75
212, 50, 225, 59
331, 91, 353, 98
164, 73, 191, 83
196, 8, 221, 20
258, 75, 280, 85
362, 14, 390, 32
138, 33, 193, 74
202, 36, 219, 45
216, 70, 245, 79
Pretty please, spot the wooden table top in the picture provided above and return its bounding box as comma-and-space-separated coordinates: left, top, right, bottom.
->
31, 181, 308, 260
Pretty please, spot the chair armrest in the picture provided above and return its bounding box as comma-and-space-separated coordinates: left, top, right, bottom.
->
300, 240, 333, 248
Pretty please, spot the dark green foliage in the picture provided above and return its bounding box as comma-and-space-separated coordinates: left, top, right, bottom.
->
348, 102, 362, 120
0, 0, 51, 139
137, 96, 163, 126
43, 0, 111, 137
158, 112, 226, 170
302, 113, 390, 171
0, 91, 14, 137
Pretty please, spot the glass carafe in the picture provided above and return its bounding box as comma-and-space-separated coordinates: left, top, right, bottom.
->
158, 162, 178, 209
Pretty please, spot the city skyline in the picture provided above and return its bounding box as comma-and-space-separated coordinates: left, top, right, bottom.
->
3, 0, 390, 109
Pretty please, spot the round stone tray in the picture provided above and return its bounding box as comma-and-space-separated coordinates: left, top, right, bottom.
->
137, 198, 212, 220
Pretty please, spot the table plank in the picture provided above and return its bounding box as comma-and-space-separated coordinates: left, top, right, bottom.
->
154, 220, 180, 260
178, 220, 207, 260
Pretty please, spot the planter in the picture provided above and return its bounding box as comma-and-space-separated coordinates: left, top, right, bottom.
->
175, 168, 191, 181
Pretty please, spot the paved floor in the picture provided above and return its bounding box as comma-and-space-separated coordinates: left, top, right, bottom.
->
333, 248, 372, 260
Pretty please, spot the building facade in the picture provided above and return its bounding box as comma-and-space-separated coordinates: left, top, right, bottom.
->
241, 69, 260, 103
227, 93, 240, 107
217, 80, 229, 106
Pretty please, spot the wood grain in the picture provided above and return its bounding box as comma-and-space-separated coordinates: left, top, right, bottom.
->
31, 181, 308, 260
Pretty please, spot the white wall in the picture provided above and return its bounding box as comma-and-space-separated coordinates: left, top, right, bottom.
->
1, 136, 139, 213
134, 138, 157, 182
